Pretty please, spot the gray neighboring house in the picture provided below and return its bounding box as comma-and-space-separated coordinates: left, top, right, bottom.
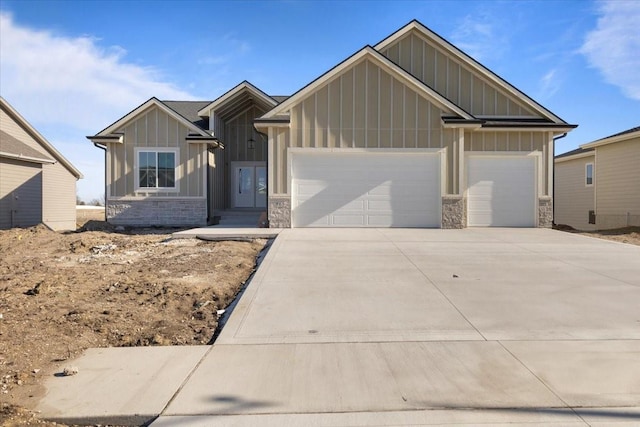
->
0, 97, 83, 230
555, 126, 640, 230
90, 20, 577, 228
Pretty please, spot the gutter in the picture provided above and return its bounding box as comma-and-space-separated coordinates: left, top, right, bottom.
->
93, 142, 108, 222
551, 132, 568, 226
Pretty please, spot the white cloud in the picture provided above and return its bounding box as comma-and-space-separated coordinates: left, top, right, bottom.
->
580, 0, 640, 100
0, 11, 196, 132
450, 13, 509, 62
0, 11, 198, 201
538, 68, 561, 100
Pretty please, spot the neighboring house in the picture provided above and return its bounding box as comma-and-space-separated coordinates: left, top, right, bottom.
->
90, 20, 576, 228
0, 97, 83, 231
555, 126, 640, 230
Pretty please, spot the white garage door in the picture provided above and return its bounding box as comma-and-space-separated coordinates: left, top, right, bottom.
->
467, 156, 536, 227
292, 151, 441, 227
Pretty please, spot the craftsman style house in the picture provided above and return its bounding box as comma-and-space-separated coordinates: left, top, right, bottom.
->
89, 20, 575, 228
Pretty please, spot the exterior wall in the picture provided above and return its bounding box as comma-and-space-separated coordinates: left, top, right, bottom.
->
0, 158, 42, 229
215, 105, 267, 210
0, 108, 49, 158
595, 138, 640, 229
379, 30, 538, 117
107, 106, 207, 199
554, 155, 596, 230
538, 197, 553, 228
42, 161, 77, 230
271, 58, 457, 195
106, 198, 207, 226
268, 196, 291, 228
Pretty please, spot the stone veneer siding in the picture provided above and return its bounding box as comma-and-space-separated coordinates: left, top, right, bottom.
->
107, 198, 207, 227
538, 197, 553, 228
268, 196, 291, 228
441, 195, 466, 229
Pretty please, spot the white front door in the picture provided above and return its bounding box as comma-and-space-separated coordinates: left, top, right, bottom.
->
232, 162, 267, 208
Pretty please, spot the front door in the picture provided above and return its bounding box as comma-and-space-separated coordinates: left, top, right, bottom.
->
232, 162, 266, 208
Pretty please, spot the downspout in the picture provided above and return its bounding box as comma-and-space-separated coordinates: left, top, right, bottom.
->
551, 133, 568, 226
254, 127, 269, 227
93, 142, 107, 222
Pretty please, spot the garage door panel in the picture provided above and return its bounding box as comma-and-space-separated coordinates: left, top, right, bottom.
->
292, 152, 441, 228
467, 156, 536, 227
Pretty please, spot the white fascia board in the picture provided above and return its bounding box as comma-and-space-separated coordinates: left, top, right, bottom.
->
0, 152, 56, 164
580, 130, 640, 149
374, 20, 567, 124
555, 151, 595, 163
98, 98, 209, 138
261, 46, 473, 120
197, 81, 277, 117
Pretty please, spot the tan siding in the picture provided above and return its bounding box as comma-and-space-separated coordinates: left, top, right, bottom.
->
383, 31, 539, 117
0, 109, 49, 158
555, 156, 596, 230
108, 106, 204, 198
595, 138, 640, 227
42, 161, 77, 230
0, 158, 42, 229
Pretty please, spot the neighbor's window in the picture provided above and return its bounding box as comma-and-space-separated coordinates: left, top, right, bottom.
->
585, 163, 594, 186
137, 149, 177, 189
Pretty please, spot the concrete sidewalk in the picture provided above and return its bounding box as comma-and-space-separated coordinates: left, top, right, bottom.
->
37, 228, 640, 425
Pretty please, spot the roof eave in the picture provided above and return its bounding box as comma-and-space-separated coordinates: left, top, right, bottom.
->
0, 152, 56, 164
580, 130, 640, 149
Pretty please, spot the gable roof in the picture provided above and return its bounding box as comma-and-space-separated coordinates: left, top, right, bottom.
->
0, 97, 82, 178
581, 125, 640, 149
90, 97, 213, 138
163, 101, 211, 130
259, 46, 475, 121
375, 20, 570, 125
197, 81, 279, 121
554, 146, 595, 162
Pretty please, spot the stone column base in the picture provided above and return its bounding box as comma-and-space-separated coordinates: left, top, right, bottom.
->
442, 195, 466, 229
268, 196, 291, 228
538, 197, 553, 228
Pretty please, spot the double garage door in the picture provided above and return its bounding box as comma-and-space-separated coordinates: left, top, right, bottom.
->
292, 151, 441, 227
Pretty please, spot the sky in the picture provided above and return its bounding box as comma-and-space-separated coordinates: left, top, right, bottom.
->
1, 0, 638, 202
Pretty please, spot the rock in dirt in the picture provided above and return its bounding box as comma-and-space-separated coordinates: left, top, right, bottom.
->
62, 367, 79, 376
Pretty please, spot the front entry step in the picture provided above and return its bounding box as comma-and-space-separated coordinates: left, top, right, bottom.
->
213, 211, 265, 228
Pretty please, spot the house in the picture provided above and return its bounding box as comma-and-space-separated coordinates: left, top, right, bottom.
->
88, 82, 281, 226
90, 20, 576, 228
0, 97, 83, 231
555, 126, 639, 230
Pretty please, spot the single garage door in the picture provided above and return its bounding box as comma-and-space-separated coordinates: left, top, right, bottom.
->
467, 156, 536, 227
292, 151, 441, 227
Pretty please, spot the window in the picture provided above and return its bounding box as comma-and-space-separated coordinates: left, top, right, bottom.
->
585, 163, 593, 186
135, 149, 178, 190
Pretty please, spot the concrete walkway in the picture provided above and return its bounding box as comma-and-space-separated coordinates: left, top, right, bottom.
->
37, 228, 640, 425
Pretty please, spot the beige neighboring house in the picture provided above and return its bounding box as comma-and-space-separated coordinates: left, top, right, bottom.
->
90, 20, 576, 228
555, 126, 640, 230
0, 97, 83, 230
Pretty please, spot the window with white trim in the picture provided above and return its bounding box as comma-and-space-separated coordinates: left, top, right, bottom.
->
135, 148, 178, 190
585, 163, 594, 186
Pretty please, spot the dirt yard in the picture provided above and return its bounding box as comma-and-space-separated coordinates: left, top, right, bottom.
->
0, 221, 266, 426
557, 226, 640, 246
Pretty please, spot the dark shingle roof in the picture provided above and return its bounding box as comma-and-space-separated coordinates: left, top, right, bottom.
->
597, 125, 640, 141
555, 146, 594, 159
0, 129, 53, 162
271, 95, 289, 104
162, 101, 212, 130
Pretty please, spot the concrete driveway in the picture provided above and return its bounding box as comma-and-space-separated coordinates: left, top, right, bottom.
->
155, 228, 640, 426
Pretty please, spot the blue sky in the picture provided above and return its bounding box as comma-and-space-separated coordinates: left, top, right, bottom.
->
1, 0, 638, 202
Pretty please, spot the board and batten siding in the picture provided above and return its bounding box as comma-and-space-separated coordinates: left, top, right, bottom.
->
212, 105, 268, 210
108, 106, 207, 198
595, 138, 640, 228
379, 30, 538, 117
0, 158, 42, 229
271, 58, 457, 195
42, 161, 77, 230
0, 108, 50, 158
554, 155, 596, 230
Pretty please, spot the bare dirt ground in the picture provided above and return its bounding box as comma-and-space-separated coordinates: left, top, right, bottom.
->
556, 225, 640, 246
0, 219, 266, 426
